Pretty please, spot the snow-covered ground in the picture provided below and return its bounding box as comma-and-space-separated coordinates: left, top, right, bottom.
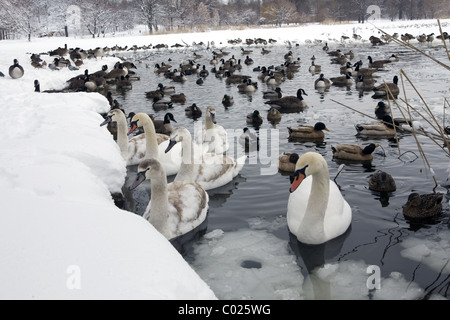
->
0, 19, 448, 300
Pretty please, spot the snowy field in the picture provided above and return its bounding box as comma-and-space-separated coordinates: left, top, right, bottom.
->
0, 19, 449, 300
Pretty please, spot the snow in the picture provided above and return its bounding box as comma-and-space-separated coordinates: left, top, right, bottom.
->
0, 19, 449, 300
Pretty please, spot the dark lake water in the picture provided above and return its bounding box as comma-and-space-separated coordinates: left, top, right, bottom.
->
111, 40, 450, 300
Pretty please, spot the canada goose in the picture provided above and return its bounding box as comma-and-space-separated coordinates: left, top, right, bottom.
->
356, 75, 377, 91
354, 61, 379, 78
388, 54, 399, 62
278, 152, 299, 173
185, 103, 202, 119
116, 75, 132, 90
287, 152, 352, 244
224, 72, 251, 85
368, 170, 396, 192
372, 75, 400, 98
34, 80, 40, 92
340, 62, 357, 76
199, 65, 209, 78
222, 95, 234, 107
9, 59, 24, 79
127, 158, 208, 240
261, 48, 271, 55
309, 61, 321, 74
172, 71, 187, 82
49, 43, 69, 57
331, 143, 379, 162
402, 192, 444, 220
263, 87, 283, 100
322, 42, 329, 51
241, 48, 253, 55
367, 56, 390, 69
154, 63, 172, 74
314, 74, 331, 89
331, 54, 349, 65
330, 72, 355, 87
288, 122, 329, 141
105, 63, 127, 79
170, 93, 187, 104
244, 55, 254, 65
374, 101, 390, 120
416, 34, 427, 43
265, 89, 308, 113
246, 110, 263, 128
237, 78, 257, 93
267, 107, 282, 123
152, 113, 177, 135
145, 87, 164, 100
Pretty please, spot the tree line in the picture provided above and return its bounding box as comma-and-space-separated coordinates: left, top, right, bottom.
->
0, 0, 448, 40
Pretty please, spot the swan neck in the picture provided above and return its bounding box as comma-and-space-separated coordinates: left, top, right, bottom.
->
175, 133, 195, 181
115, 116, 129, 160
148, 175, 170, 237
142, 119, 159, 159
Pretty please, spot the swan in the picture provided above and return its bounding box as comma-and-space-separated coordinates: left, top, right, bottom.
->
100, 109, 169, 166
287, 152, 352, 244
165, 127, 245, 191
128, 158, 209, 240
128, 113, 182, 176
194, 106, 229, 154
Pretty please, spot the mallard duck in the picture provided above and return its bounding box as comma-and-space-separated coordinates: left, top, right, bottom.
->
331, 143, 379, 162
222, 95, 234, 107
374, 101, 390, 120
263, 87, 283, 100
185, 103, 202, 119
355, 115, 399, 138
330, 72, 355, 87
402, 192, 444, 220
287, 152, 352, 244
265, 89, 308, 113
288, 122, 329, 141
246, 110, 263, 128
314, 74, 331, 89
267, 107, 282, 123
372, 75, 400, 98
127, 158, 209, 240
368, 170, 396, 192
145, 87, 164, 100
157, 82, 175, 94
9, 59, 24, 79
278, 152, 299, 172
170, 92, 187, 104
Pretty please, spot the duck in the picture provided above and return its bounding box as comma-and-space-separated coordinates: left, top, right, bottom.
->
356, 75, 377, 91
278, 152, 299, 173
263, 87, 283, 100
185, 103, 203, 119
314, 74, 331, 89
127, 158, 209, 240
157, 83, 175, 94
267, 107, 282, 123
265, 89, 308, 113
100, 109, 169, 166
331, 143, 379, 162
152, 97, 173, 111
128, 113, 182, 176
194, 106, 229, 154
355, 115, 399, 138
9, 59, 24, 79
368, 170, 396, 192
170, 92, 187, 104
372, 75, 400, 98
287, 152, 352, 244
330, 72, 355, 87
166, 127, 246, 190
152, 112, 177, 135
145, 87, 164, 100
288, 122, 329, 141
402, 192, 444, 220
222, 95, 234, 107
246, 110, 263, 128
374, 101, 390, 120
239, 127, 260, 152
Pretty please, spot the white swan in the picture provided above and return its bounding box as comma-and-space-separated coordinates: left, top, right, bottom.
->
100, 109, 169, 166
194, 106, 229, 154
128, 113, 182, 176
128, 158, 209, 240
287, 152, 352, 245
166, 127, 245, 191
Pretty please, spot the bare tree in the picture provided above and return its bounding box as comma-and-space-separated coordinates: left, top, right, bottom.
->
0, 0, 40, 40
136, 0, 164, 33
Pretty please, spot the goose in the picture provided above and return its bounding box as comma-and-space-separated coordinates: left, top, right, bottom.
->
356, 75, 377, 91
116, 75, 132, 90
105, 63, 127, 79
278, 152, 299, 173
330, 72, 354, 87
246, 110, 263, 128
152, 112, 177, 135
222, 95, 234, 107
224, 72, 251, 85
340, 62, 357, 77
165, 127, 245, 191
127, 158, 209, 240
402, 192, 444, 220
185, 103, 203, 119
331, 143, 379, 162
128, 113, 182, 176
372, 76, 400, 98
194, 106, 229, 154
239, 127, 259, 152
265, 89, 308, 113
9, 59, 24, 79
172, 71, 187, 83
263, 87, 283, 100
244, 55, 254, 65
287, 152, 352, 244
367, 56, 390, 69
267, 107, 282, 123
199, 65, 209, 78
368, 170, 396, 193
374, 101, 390, 120
237, 78, 258, 93
152, 97, 173, 111
309, 61, 321, 74
288, 122, 329, 141
354, 61, 378, 77
100, 109, 169, 166
314, 74, 331, 89
34, 80, 40, 92
170, 92, 186, 104
145, 87, 164, 100
355, 115, 399, 138
388, 54, 400, 62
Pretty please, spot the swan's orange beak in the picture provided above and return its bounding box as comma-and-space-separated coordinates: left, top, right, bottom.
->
128, 121, 138, 135
290, 169, 305, 193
